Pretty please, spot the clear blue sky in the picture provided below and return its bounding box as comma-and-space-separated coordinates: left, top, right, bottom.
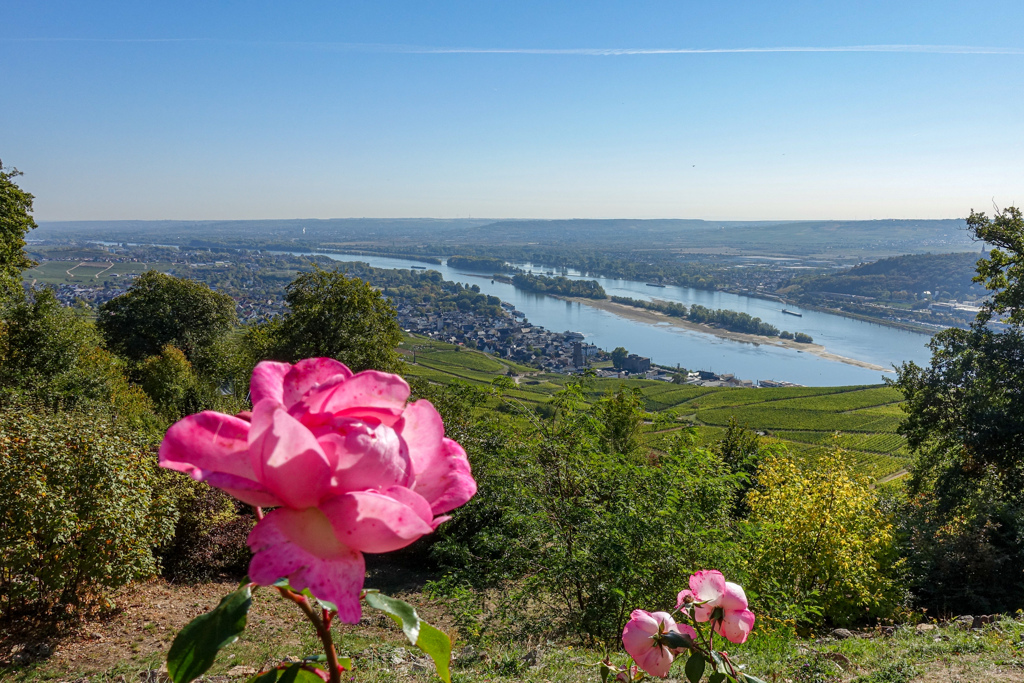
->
3, 1, 1023, 221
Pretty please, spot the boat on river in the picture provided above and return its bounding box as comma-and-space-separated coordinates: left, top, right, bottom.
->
646, 283, 667, 288
782, 309, 803, 317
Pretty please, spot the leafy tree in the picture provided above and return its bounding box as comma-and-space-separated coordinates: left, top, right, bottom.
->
893, 206, 1024, 612
0, 162, 37, 301
595, 387, 648, 459
138, 345, 212, 422
747, 444, 903, 626
0, 289, 154, 422
610, 346, 628, 369
714, 417, 766, 515
268, 268, 403, 373
97, 271, 237, 367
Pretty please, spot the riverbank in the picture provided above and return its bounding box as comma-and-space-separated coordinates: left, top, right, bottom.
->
564, 297, 893, 373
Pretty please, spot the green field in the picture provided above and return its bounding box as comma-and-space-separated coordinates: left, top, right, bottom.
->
23, 260, 177, 285
400, 334, 912, 482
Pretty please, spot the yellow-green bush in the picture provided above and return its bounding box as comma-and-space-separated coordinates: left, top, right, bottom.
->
746, 444, 904, 626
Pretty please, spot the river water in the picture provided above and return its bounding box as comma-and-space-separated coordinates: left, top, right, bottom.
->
285, 252, 935, 386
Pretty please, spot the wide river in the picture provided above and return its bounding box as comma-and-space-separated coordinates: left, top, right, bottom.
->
289, 252, 934, 386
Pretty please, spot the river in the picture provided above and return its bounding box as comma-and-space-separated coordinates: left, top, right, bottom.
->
283, 251, 935, 386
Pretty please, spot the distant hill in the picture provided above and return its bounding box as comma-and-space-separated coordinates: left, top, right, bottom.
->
787, 252, 987, 301
33, 217, 977, 258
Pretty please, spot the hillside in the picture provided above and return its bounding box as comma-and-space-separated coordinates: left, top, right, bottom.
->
400, 335, 910, 481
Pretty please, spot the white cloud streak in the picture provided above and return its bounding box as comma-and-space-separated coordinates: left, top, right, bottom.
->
5, 38, 1024, 55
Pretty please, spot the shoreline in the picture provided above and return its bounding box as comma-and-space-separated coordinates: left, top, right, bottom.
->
562, 297, 893, 374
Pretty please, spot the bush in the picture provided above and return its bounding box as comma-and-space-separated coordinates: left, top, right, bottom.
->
746, 445, 904, 626
794, 332, 814, 344
158, 480, 255, 581
0, 402, 177, 617
431, 384, 742, 643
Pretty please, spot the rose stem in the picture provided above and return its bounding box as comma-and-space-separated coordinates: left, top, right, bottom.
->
278, 587, 343, 683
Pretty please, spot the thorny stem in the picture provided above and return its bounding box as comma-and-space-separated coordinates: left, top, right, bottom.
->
278, 587, 343, 683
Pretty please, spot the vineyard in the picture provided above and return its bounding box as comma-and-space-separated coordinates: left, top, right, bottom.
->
400, 334, 912, 481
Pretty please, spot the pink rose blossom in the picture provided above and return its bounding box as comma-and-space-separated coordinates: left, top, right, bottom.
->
160, 358, 476, 622
621, 610, 697, 678
685, 570, 756, 644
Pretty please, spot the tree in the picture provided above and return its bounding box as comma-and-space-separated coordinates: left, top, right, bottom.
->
0, 162, 37, 300
595, 387, 648, 459
268, 268, 403, 373
97, 271, 237, 366
893, 206, 1024, 612
610, 346, 628, 369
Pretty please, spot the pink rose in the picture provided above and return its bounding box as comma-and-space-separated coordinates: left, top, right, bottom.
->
159, 358, 476, 622
684, 570, 756, 644
621, 610, 697, 678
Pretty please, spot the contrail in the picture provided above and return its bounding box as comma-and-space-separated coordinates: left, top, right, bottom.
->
5, 38, 1023, 55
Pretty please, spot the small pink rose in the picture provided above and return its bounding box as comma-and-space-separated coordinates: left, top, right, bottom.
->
688, 570, 756, 644
621, 610, 697, 678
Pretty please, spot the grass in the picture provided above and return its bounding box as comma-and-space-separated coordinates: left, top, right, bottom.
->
8, 575, 1024, 683
22, 260, 177, 286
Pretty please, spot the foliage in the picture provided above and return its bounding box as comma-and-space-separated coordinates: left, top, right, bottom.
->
893, 206, 1024, 614
432, 384, 741, 643
746, 445, 903, 626
97, 270, 238, 367
794, 332, 814, 344
0, 288, 157, 424
511, 273, 607, 299
0, 402, 177, 616
265, 267, 403, 373
447, 255, 509, 272
137, 345, 217, 421
159, 480, 254, 581
595, 387, 648, 459
0, 162, 37, 301
610, 346, 628, 369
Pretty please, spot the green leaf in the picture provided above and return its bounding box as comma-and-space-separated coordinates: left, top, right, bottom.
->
741, 675, 769, 683
247, 664, 330, 683
364, 590, 452, 683
685, 653, 706, 683
167, 585, 252, 683
338, 657, 353, 671
708, 674, 728, 683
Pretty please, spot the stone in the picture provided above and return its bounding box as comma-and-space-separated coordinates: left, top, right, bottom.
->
954, 615, 974, 629
916, 623, 936, 633
831, 628, 855, 640
226, 666, 258, 678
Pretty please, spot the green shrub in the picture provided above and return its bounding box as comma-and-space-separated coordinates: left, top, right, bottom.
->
0, 402, 177, 616
431, 383, 742, 644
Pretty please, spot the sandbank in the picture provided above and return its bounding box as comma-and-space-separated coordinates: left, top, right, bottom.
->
562, 297, 893, 374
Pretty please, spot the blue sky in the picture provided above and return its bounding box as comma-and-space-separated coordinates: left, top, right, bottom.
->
3, 1, 1023, 220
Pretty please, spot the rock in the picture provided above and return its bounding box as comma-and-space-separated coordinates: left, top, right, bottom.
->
522, 648, 542, 667
138, 664, 170, 683
915, 623, 936, 633
831, 628, 855, 640
226, 666, 258, 678
880, 626, 896, 636
954, 615, 975, 629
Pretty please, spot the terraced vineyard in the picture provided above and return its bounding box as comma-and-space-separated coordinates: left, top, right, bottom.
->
400, 334, 911, 481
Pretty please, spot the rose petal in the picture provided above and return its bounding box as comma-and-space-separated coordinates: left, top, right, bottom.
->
720, 581, 749, 612
321, 490, 434, 554
690, 569, 726, 622
282, 358, 352, 409
412, 438, 477, 515
398, 400, 445, 475
675, 589, 694, 610
250, 361, 291, 405
716, 609, 756, 644
296, 371, 410, 417
313, 417, 412, 494
247, 509, 365, 623
378, 485, 434, 525
204, 472, 283, 508
160, 411, 254, 480
249, 400, 332, 509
